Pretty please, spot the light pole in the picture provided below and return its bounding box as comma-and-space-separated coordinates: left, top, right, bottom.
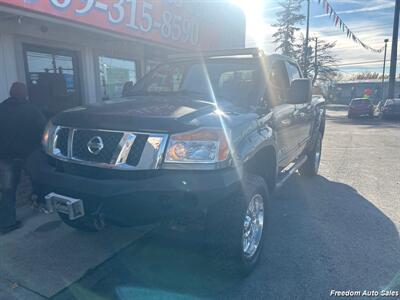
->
381, 39, 389, 101
388, 0, 400, 99
304, 0, 311, 77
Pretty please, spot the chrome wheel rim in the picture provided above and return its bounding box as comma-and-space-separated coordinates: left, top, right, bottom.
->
242, 194, 264, 258
315, 137, 322, 172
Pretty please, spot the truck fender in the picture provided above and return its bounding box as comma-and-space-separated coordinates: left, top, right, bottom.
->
233, 126, 277, 190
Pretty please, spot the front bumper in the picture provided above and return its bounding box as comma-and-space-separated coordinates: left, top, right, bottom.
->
28, 151, 241, 225
348, 109, 373, 116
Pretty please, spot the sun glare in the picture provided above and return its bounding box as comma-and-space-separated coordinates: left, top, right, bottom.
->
230, 0, 268, 48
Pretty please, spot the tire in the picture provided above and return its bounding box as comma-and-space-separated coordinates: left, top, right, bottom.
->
205, 174, 268, 275
58, 212, 106, 232
299, 132, 322, 177
347, 113, 352, 119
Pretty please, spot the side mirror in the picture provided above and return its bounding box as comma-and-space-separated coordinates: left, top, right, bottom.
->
288, 78, 312, 104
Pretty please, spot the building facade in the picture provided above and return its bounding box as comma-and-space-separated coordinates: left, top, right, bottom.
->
0, 0, 245, 117
331, 80, 400, 104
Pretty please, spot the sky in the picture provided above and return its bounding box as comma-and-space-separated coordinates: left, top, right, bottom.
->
230, 0, 396, 78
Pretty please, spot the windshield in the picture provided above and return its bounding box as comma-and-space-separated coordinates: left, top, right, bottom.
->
126, 61, 261, 105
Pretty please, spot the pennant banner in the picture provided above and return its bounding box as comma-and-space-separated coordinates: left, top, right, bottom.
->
317, 0, 384, 54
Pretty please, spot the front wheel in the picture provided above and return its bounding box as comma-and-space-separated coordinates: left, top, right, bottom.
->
205, 174, 268, 275
299, 132, 323, 177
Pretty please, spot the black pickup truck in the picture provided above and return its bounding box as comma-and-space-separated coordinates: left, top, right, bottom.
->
34, 48, 325, 273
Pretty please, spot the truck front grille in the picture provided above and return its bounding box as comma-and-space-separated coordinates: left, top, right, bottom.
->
48, 127, 168, 170
72, 130, 123, 163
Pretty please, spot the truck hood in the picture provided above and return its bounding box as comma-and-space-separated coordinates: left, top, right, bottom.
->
52, 96, 258, 133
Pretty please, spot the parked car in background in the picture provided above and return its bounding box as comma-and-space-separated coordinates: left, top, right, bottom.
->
347, 98, 374, 118
381, 99, 400, 119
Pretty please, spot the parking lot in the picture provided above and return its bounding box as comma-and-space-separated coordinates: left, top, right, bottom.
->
1, 108, 400, 300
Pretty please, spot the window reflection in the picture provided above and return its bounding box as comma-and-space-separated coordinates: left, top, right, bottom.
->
99, 56, 137, 100
25, 49, 79, 117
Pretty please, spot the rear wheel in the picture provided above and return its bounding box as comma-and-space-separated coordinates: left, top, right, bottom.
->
299, 132, 322, 177
205, 174, 268, 275
58, 212, 106, 232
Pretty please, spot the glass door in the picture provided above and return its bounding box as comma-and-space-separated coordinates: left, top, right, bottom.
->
23, 44, 82, 118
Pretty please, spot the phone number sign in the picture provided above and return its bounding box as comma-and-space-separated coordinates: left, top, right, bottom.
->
0, 0, 209, 49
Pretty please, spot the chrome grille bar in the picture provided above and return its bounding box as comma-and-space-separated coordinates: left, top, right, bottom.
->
67, 128, 75, 159
111, 133, 136, 165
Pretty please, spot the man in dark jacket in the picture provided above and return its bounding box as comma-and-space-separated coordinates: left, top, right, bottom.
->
0, 82, 46, 234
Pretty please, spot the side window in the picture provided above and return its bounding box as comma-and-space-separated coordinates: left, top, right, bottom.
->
286, 62, 302, 83
268, 60, 290, 105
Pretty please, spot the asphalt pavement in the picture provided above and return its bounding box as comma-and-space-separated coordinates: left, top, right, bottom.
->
4, 109, 400, 300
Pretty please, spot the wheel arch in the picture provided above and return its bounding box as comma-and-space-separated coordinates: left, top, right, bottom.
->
243, 145, 277, 192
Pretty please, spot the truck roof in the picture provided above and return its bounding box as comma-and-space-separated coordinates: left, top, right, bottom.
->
167, 48, 297, 65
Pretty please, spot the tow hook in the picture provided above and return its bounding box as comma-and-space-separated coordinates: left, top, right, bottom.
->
44, 193, 85, 220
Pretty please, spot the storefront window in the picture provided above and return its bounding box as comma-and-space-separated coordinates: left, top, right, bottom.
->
99, 56, 137, 100
24, 45, 81, 118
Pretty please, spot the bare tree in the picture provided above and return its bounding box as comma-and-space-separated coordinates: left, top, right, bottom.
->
296, 35, 339, 85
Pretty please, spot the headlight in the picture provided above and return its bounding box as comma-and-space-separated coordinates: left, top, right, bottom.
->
164, 128, 230, 166
42, 121, 55, 153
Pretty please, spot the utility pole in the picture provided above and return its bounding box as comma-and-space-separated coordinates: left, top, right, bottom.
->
388, 0, 400, 99
313, 37, 318, 85
304, 0, 311, 77
381, 39, 389, 101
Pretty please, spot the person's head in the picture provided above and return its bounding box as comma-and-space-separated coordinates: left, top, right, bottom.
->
122, 81, 134, 97
9, 82, 28, 100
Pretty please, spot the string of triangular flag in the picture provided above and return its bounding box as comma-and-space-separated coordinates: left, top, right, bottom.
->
317, 0, 384, 54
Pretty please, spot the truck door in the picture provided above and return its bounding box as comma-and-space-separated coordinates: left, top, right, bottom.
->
286, 61, 313, 155
267, 60, 298, 167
